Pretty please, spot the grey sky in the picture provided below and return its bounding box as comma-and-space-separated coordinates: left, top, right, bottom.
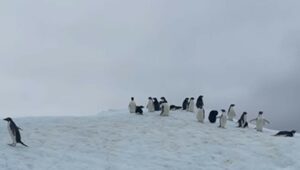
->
0, 1, 300, 131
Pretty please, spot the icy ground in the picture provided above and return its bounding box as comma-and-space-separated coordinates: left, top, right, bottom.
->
0, 110, 299, 170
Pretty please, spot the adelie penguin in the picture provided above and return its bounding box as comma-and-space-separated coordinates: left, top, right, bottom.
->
227, 104, 236, 121
146, 97, 155, 112
218, 109, 227, 128
237, 112, 248, 128
274, 130, 296, 137
250, 111, 270, 132
182, 98, 189, 110
196, 107, 205, 123
196, 95, 204, 109
3, 117, 28, 147
160, 97, 169, 116
128, 97, 136, 113
135, 106, 144, 115
153, 98, 160, 111
188, 97, 195, 112
170, 105, 182, 111
208, 110, 218, 123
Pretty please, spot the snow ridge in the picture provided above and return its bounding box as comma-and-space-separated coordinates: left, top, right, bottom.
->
0, 110, 299, 170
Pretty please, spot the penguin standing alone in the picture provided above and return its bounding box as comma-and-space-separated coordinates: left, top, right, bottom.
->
250, 111, 270, 132
3, 117, 28, 147
227, 104, 236, 121
128, 97, 136, 113
218, 109, 227, 128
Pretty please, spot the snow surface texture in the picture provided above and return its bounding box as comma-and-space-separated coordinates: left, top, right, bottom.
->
0, 110, 299, 170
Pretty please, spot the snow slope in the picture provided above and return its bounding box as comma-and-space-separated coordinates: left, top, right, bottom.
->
0, 110, 299, 170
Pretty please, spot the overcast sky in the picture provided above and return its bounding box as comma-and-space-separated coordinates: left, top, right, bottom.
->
0, 0, 299, 131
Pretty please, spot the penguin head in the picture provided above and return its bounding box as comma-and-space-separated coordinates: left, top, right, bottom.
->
221, 109, 226, 113
190, 97, 194, 100
3, 117, 12, 122
148, 97, 152, 100
243, 112, 247, 115
131, 97, 134, 101
230, 104, 235, 107
291, 130, 296, 134
259, 111, 263, 115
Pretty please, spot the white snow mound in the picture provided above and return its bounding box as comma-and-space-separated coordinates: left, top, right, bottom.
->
0, 110, 299, 170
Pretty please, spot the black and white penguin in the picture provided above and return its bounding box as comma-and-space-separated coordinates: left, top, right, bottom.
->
196, 107, 205, 123
128, 97, 136, 113
146, 97, 155, 112
159, 97, 168, 105
250, 111, 270, 132
160, 97, 169, 116
237, 112, 248, 128
182, 98, 189, 110
153, 98, 160, 111
196, 95, 204, 109
135, 106, 144, 115
274, 130, 296, 137
227, 104, 236, 121
218, 109, 227, 128
188, 97, 195, 112
3, 117, 28, 147
170, 105, 182, 111
208, 110, 219, 123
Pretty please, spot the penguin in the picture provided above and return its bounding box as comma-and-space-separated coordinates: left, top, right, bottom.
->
196, 107, 205, 123
3, 117, 28, 147
159, 97, 168, 105
227, 104, 236, 121
188, 97, 195, 112
218, 109, 227, 128
146, 97, 155, 112
196, 95, 204, 109
170, 105, 182, 111
160, 103, 170, 116
135, 106, 144, 115
160, 97, 169, 116
250, 111, 270, 132
128, 97, 136, 113
153, 98, 160, 111
208, 110, 219, 123
182, 98, 189, 110
274, 130, 296, 137
237, 112, 248, 128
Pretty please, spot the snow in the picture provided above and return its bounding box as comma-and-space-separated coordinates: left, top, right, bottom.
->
0, 110, 299, 170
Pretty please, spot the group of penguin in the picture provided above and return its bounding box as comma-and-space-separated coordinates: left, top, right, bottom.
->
0, 95, 296, 148
129, 96, 297, 137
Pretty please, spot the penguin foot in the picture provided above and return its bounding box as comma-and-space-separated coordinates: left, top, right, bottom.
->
8, 143, 16, 147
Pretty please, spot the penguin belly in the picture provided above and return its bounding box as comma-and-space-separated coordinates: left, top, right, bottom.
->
160, 103, 170, 116
188, 101, 195, 112
7, 123, 16, 145
220, 115, 227, 128
196, 109, 205, 123
256, 118, 264, 132
227, 109, 235, 121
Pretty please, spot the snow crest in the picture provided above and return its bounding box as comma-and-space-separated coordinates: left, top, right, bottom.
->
0, 110, 299, 170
